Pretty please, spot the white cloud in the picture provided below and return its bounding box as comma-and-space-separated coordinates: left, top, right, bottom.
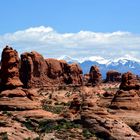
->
0, 26, 140, 60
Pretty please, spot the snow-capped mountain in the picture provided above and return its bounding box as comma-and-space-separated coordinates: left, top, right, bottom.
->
58, 55, 79, 63
59, 55, 140, 79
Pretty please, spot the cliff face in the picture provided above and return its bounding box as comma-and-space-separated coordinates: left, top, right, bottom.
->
0, 46, 23, 89
20, 51, 49, 88
20, 51, 83, 88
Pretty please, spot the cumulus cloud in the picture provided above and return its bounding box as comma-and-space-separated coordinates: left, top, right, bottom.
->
0, 26, 140, 60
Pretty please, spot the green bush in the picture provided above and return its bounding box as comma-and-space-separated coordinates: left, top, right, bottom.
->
0, 132, 8, 140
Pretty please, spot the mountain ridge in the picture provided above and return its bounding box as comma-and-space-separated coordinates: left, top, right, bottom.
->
59, 55, 140, 78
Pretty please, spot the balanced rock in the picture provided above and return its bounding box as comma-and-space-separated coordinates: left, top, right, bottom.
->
0, 46, 23, 89
120, 71, 140, 90
89, 65, 102, 86
106, 70, 121, 82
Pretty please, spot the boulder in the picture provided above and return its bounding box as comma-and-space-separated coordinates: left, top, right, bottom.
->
0, 46, 23, 89
106, 70, 121, 82
88, 65, 102, 86
120, 71, 140, 90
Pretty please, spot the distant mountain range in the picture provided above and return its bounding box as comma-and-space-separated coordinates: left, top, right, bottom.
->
58, 55, 140, 79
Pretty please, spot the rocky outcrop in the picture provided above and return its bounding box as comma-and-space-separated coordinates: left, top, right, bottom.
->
46, 59, 83, 85
109, 72, 140, 135
46, 58, 64, 79
106, 70, 121, 82
88, 65, 102, 86
120, 71, 140, 90
46, 58, 70, 84
69, 63, 83, 85
20, 51, 49, 88
110, 71, 140, 110
110, 89, 140, 110
0, 88, 40, 111
0, 46, 23, 89
0, 114, 38, 140
81, 107, 140, 140
78, 95, 140, 140
20, 52, 83, 87
83, 73, 93, 86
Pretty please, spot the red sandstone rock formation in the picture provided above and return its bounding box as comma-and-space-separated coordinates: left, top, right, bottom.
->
20, 52, 83, 87
89, 65, 102, 86
46, 58, 64, 79
110, 89, 140, 110
0, 46, 23, 89
20, 51, 49, 87
106, 70, 121, 82
69, 63, 83, 85
110, 71, 140, 110
81, 107, 140, 140
120, 71, 140, 90
83, 74, 90, 85
46, 59, 83, 85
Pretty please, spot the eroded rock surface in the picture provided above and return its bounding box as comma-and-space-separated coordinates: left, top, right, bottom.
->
69, 63, 83, 85
1, 46, 140, 139
120, 71, 140, 90
110, 89, 140, 110
20, 52, 83, 87
110, 71, 140, 110
0, 89, 41, 111
106, 70, 121, 82
46, 59, 83, 85
20, 51, 49, 88
89, 65, 102, 86
81, 108, 140, 140
0, 46, 23, 89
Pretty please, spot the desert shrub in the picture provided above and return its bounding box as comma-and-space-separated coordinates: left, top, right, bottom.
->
23, 118, 37, 131
42, 105, 65, 114
82, 129, 95, 139
0, 132, 8, 140
2, 111, 12, 117
38, 119, 81, 133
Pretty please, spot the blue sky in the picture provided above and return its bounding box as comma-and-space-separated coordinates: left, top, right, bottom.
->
0, 0, 140, 34
0, 0, 140, 61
